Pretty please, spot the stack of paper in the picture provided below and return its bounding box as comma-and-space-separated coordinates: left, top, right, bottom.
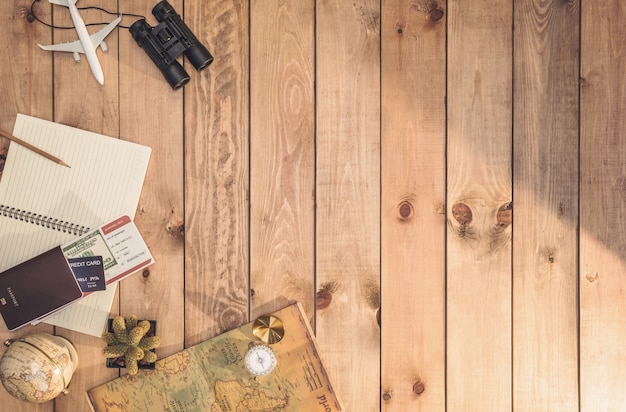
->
0, 114, 152, 336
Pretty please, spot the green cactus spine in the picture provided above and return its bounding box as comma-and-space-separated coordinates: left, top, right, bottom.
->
102, 315, 160, 375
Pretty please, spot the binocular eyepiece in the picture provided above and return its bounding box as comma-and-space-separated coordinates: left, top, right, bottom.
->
129, 1, 213, 90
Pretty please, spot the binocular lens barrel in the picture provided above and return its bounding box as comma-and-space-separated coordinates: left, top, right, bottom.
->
129, 19, 190, 90
186, 45, 213, 71
128, 19, 151, 48
153, 0, 214, 71
152, 1, 175, 21
162, 63, 190, 90
130, 1, 213, 89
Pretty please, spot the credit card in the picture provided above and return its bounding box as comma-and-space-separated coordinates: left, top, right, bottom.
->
68, 256, 106, 292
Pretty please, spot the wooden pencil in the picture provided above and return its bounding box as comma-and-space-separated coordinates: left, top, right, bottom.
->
0, 127, 70, 168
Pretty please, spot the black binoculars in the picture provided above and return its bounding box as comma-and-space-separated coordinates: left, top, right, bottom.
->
129, 1, 213, 90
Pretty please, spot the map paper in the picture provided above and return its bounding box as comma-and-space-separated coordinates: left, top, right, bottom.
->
87, 302, 343, 412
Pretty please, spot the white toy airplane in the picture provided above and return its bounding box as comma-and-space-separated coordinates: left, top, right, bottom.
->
37, 0, 122, 85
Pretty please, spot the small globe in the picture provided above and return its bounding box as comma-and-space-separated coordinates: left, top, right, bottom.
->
0, 333, 78, 403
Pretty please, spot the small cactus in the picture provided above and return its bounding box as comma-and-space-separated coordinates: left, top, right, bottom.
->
102, 315, 160, 375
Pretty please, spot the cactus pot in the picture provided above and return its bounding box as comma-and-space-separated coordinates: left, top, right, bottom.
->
105, 319, 157, 371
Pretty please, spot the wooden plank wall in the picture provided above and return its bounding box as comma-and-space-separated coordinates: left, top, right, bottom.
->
381, 0, 445, 410
513, 1, 579, 410
580, 1, 626, 411
0, 1, 625, 411
446, 0, 513, 410
316, 1, 381, 409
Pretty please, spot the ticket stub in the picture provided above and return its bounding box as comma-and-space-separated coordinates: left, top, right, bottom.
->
61, 215, 154, 287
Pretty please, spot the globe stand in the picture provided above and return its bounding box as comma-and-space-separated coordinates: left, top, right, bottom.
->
0, 334, 79, 403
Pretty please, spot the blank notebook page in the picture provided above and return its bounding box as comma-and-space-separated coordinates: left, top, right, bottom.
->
0, 114, 151, 272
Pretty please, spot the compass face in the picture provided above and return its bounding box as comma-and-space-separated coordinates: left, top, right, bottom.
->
244, 344, 277, 377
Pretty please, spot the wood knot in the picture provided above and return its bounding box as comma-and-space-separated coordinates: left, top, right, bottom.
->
413, 380, 426, 396
398, 201, 414, 220
166, 208, 185, 239
316, 290, 332, 309
317, 282, 339, 310
452, 202, 472, 225
416, 1, 445, 23
428, 7, 445, 22
382, 391, 392, 401
17, 6, 31, 20
218, 306, 246, 332
142, 270, 150, 278
496, 202, 512, 227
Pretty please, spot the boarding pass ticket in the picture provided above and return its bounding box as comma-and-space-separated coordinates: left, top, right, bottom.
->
61, 215, 154, 287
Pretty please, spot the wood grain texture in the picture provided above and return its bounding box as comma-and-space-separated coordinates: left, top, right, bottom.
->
2, 1, 626, 410
0, 1, 54, 184
0, 2, 54, 412
117, 0, 185, 369
51, 1, 122, 411
0, 2, 53, 127
249, 0, 315, 321
381, 0, 446, 410
446, 0, 513, 410
316, 0, 381, 410
513, 1, 580, 410
184, 0, 250, 346
580, 0, 626, 410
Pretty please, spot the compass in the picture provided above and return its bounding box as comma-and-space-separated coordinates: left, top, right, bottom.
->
252, 315, 284, 345
244, 344, 277, 377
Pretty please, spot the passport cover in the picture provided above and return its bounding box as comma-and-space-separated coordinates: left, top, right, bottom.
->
0, 246, 83, 330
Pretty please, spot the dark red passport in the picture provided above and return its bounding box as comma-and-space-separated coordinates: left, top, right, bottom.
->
0, 246, 83, 331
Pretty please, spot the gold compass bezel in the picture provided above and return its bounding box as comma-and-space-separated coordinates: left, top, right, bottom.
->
252, 315, 285, 345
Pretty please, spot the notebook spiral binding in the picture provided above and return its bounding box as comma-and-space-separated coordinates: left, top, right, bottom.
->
0, 205, 90, 236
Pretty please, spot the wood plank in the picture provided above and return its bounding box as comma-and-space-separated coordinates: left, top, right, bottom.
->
0, 6, 53, 177
580, 0, 626, 410
117, 0, 185, 365
249, 0, 315, 321
51, 1, 121, 410
380, 1, 446, 410
184, 0, 250, 345
446, 0, 513, 410
49, 5, 119, 134
316, 1, 381, 410
0, 2, 53, 132
512, 1, 580, 410
0, 2, 54, 411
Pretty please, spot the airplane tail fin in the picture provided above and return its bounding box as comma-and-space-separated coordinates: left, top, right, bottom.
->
48, 0, 78, 7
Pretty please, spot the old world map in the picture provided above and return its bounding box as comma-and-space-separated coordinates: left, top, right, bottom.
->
87, 303, 342, 412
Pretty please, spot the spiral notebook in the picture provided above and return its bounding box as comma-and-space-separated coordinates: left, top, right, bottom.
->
0, 113, 151, 334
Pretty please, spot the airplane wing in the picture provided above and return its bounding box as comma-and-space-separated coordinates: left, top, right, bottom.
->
88, 16, 122, 48
38, 16, 122, 53
38, 38, 83, 53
